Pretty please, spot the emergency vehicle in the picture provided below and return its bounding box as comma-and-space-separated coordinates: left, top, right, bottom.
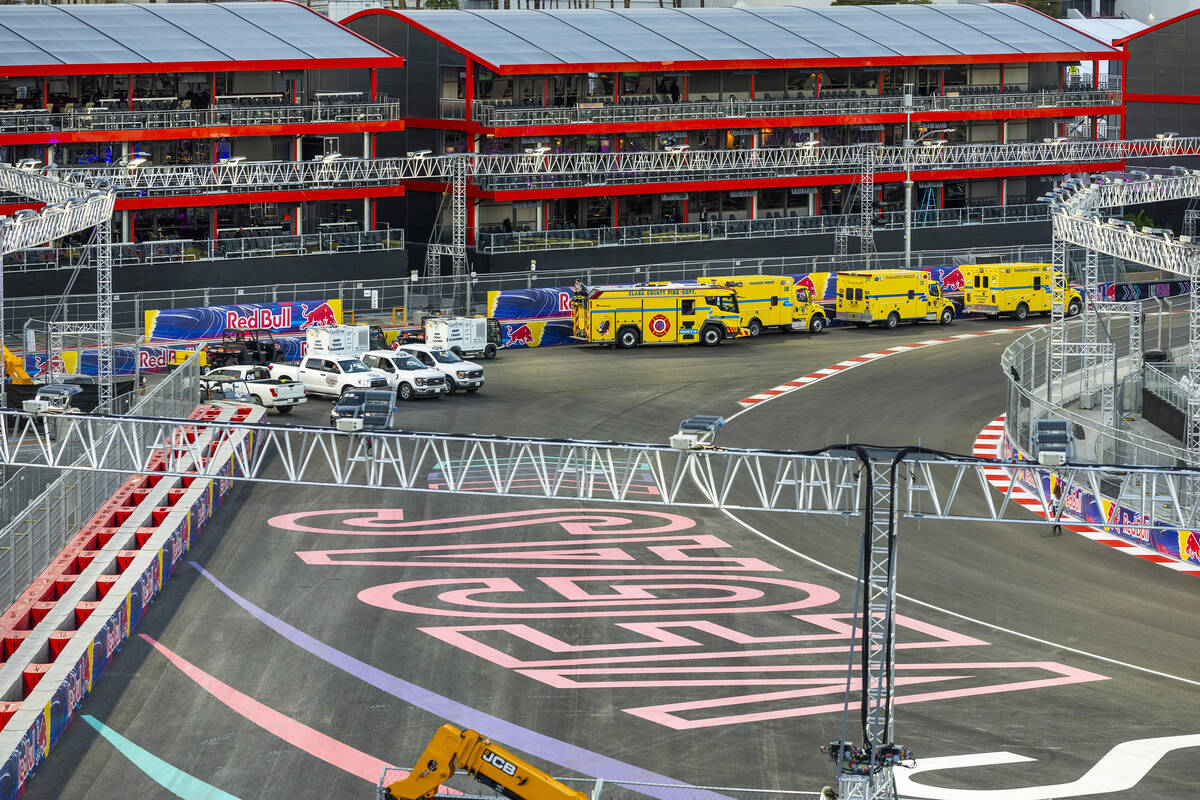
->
573, 283, 741, 347
963, 262, 1083, 320
696, 275, 827, 335
836, 269, 957, 329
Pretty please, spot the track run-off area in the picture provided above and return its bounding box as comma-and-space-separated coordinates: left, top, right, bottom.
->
22, 319, 1200, 800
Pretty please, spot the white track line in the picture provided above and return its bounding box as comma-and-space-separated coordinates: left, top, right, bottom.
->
732, 325, 1036, 413
720, 508, 1200, 687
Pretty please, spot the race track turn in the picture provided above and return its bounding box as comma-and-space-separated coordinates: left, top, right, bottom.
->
22, 321, 1200, 800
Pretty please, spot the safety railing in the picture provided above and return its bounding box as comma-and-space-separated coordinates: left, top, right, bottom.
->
467, 88, 1121, 128
1002, 313, 1193, 468
0, 349, 202, 610
0, 98, 403, 135
477, 204, 1050, 254
2, 228, 403, 272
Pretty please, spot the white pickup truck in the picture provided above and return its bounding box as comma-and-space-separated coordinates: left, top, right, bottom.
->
200, 365, 307, 414
268, 353, 390, 398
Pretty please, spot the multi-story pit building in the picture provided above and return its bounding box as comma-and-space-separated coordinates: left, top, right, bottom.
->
345, 4, 1124, 270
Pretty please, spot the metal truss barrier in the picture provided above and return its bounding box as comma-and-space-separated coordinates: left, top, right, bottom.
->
1046, 166, 1200, 459
0, 167, 114, 257
1, 412, 1196, 533
37, 136, 1200, 199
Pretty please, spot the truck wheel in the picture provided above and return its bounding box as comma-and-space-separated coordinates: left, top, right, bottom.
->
1013, 302, 1029, 321
617, 327, 640, 349
810, 315, 825, 334
701, 325, 723, 346
446, 377, 457, 394
276, 405, 293, 415
939, 307, 954, 326
747, 318, 762, 338
451, 346, 464, 357
884, 312, 900, 330
1067, 299, 1081, 317
398, 383, 414, 401
483, 343, 498, 360
250, 395, 263, 406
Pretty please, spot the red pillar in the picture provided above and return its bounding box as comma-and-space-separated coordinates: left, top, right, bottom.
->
464, 60, 474, 122
370, 68, 378, 102
1120, 50, 1127, 139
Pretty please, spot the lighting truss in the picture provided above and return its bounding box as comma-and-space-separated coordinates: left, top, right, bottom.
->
1, 411, 1197, 532
0, 169, 114, 257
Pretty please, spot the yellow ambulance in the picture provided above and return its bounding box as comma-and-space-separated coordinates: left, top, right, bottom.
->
697, 274, 828, 336
836, 269, 957, 329
963, 262, 1082, 321
573, 283, 741, 347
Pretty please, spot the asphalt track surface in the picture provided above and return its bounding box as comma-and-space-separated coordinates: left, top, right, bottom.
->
23, 320, 1200, 800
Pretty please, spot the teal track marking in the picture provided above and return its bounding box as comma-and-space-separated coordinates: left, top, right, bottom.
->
81, 715, 242, 800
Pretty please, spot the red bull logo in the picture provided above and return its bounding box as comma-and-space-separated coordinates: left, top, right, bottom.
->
941, 267, 966, 292
1183, 531, 1200, 563
138, 349, 168, 370
796, 275, 818, 299
226, 307, 292, 331
505, 323, 535, 347
299, 302, 338, 330
30, 354, 65, 378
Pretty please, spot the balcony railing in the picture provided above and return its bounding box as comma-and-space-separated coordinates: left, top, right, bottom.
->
459, 87, 1120, 128
476, 203, 1049, 254
0, 98, 403, 135
2, 227, 403, 272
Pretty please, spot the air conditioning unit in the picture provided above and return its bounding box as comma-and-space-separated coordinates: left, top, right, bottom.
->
336, 417, 364, 433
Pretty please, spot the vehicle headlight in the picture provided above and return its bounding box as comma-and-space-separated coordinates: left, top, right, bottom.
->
456, 370, 469, 378
416, 378, 427, 386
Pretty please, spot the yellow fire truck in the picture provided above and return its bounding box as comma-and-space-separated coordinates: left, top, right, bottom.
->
836, 269, 957, 329
573, 283, 741, 347
964, 262, 1083, 321
696, 274, 827, 335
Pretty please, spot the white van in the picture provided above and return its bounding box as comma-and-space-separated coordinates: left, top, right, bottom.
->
395, 344, 485, 393
360, 350, 449, 400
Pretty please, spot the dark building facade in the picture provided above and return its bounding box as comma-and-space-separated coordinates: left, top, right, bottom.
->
1119, 9, 1200, 141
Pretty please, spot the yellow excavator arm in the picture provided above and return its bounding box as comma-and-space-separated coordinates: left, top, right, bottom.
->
2, 345, 34, 385
388, 724, 590, 800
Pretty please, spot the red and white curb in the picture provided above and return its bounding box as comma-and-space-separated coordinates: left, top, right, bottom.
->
738, 326, 1037, 408
974, 414, 1200, 577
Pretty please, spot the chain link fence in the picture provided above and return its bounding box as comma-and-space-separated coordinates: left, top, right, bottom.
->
0, 349, 202, 611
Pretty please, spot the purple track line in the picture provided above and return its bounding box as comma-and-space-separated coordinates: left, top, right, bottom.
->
189, 562, 734, 800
